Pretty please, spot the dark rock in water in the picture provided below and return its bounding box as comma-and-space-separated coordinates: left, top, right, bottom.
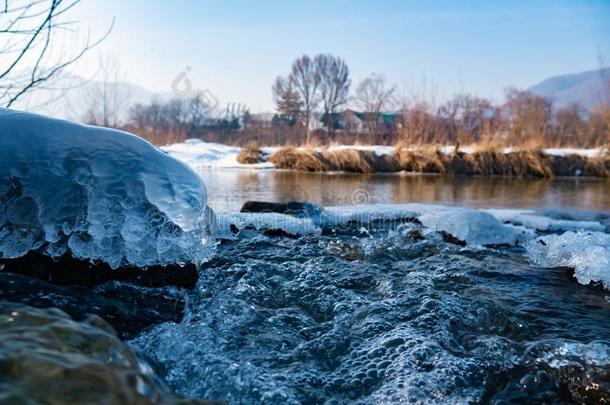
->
439, 230, 467, 246
0, 252, 198, 339
0, 272, 185, 339
262, 228, 300, 238
240, 201, 320, 217
0, 303, 224, 404
0, 251, 198, 289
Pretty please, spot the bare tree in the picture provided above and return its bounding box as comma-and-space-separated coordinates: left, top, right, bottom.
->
396, 77, 443, 145
439, 94, 499, 144
355, 73, 396, 138
504, 88, 552, 146
0, 0, 112, 107
128, 92, 215, 139
288, 55, 320, 143
315, 53, 350, 136
272, 75, 303, 127
593, 51, 610, 148
81, 56, 131, 127
597, 51, 610, 108
552, 103, 584, 146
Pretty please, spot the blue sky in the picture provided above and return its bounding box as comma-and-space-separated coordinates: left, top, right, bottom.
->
73, 0, 610, 112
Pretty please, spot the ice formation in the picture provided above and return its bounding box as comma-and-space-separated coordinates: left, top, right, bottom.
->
418, 208, 531, 246
318, 204, 419, 229
320, 204, 533, 246
526, 231, 610, 289
216, 212, 321, 237
484, 209, 606, 232
0, 109, 215, 268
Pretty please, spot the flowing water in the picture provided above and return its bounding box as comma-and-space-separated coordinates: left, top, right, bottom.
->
131, 170, 610, 404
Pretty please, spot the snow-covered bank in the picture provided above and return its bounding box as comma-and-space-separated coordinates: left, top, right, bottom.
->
161, 139, 275, 169
163, 139, 609, 176
161, 139, 396, 170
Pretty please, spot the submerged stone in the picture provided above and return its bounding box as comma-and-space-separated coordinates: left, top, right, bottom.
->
0, 303, 223, 404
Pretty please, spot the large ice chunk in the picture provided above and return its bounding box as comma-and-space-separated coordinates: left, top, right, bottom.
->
0, 109, 215, 268
419, 208, 532, 246
526, 231, 610, 289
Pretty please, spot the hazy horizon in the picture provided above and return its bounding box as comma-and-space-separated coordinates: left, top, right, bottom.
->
57, 1, 610, 112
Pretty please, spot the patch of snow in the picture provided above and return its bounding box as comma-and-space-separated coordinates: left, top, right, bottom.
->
437, 145, 606, 157
438, 145, 476, 154
542, 148, 606, 158
325, 145, 395, 156
525, 231, 610, 289
0, 109, 215, 268
161, 139, 275, 170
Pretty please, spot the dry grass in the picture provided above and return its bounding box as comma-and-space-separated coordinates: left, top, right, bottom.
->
237, 141, 263, 164
321, 149, 400, 173
548, 154, 610, 177
268, 145, 610, 177
268, 147, 328, 171
464, 151, 552, 177
395, 146, 447, 173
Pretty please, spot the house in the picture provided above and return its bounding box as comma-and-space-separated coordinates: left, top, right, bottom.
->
243, 113, 275, 130
320, 109, 399, 133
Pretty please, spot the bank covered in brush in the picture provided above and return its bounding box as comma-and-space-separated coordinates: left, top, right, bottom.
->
161, 139, 610, 178
267, 146, 610, 177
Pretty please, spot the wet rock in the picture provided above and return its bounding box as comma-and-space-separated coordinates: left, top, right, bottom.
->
0, 251, 198, 289
0, 303, 224, 404
0, 272, 185, 339
439, 230, 467, 246
262, 228, 300, 238
240, 201, 320, 217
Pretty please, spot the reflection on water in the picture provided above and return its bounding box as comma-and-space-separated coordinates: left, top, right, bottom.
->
197, 169, 610, 213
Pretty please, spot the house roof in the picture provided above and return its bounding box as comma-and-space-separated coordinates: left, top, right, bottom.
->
249, 113, 275, 122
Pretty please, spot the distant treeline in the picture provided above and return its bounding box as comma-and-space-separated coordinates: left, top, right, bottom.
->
87, 53, 610, 148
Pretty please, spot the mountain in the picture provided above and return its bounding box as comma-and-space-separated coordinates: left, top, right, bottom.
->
528, 68, 610, 111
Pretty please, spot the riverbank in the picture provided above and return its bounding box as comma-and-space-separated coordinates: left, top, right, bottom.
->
162, 140, 610, 177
